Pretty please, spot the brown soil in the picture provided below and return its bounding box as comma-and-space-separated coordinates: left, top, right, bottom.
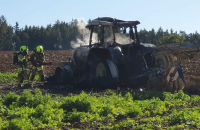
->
0, 50, 73, 75
181, 52, 200, 93
0, 50, 200, 94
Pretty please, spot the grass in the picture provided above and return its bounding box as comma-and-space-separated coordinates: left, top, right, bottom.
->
0, 72, 17, 83
0, 88, 199, 130
0, 72, 41, 83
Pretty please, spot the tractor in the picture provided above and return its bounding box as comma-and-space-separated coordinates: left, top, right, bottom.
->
54, 17, 189, 92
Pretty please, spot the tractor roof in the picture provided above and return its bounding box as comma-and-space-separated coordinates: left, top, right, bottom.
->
86, 17, 140, 28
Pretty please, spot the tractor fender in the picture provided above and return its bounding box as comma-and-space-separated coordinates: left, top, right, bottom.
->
107, 46, 124, 65
73, 47, 89, 71
86, 48, 112, 63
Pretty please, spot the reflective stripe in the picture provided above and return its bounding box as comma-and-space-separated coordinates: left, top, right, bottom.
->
22, 65, 27, 70
32, 66, 36, 69
18, 55, 25, 62
29, 74, 35, 81
18, 57, 25, 62
17, 68, 23, 73
37, 67, 43, 71
17, 68, 23, 71
24, 81, 29, 85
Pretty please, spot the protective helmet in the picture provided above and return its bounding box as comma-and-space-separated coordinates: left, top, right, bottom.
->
36, 45, 43, 53
20, 46, 28, 52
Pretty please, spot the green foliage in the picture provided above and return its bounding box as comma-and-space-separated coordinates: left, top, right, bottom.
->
121, 118, 135, 127
169, 108, 200, 128
0, 117, 9, 129
0, 72, 42, 84
67, 112, 88, 122
0, 89, 200, 129
99, 106, 113, 116
17, 90, 34, 107
17, 89, 52, 108
33, 104, 64, 127
191, 95, 200, 103
3, 92, 18, 106
60, 92, 92, 112
159, 34, 186, 44
0, 15, 13, 51
1, 89, 65, 129
131, 91, 164, 100
164, 90, 191, 101
126, 104, 143, 117
0, 72, 17, 83
9, 118, 35, 130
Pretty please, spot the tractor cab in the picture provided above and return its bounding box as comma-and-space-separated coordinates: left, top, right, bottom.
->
85, 17, 140, 48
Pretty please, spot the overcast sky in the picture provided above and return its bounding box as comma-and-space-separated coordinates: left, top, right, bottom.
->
1, 0, 200, 34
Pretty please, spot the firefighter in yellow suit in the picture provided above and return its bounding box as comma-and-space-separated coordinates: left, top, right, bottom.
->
29, 45, 45, 86
17, 46, 29, 87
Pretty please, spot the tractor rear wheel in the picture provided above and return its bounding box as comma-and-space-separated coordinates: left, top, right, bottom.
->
55, 67, 63, 84
88, 60, 119, 88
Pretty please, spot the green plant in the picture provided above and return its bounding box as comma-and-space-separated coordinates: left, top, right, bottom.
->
126, 105, 143, 117
3, 92, 18, 106
0, 72, 17, 83
0, 87, 199, 129
67, 112, 88, 122
60, 92, 92, 112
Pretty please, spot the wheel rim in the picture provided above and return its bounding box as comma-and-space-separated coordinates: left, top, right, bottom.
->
96, 62, 107, 77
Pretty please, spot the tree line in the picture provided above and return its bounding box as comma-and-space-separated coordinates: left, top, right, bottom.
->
0, 15, 200, 51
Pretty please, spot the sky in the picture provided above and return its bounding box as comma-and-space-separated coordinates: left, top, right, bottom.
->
0, 0, 200, 34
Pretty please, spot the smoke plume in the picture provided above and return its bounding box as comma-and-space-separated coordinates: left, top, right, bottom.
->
70, 20, 98, 48
115, 33, 133, 44
70, 20, 134, 48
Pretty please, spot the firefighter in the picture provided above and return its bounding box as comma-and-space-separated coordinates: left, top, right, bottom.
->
29, 45, 45, 86
17, 45, 29, 88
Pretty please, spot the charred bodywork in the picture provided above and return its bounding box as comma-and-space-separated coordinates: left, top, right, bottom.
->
54, 17, 157, 87
54, 17, 193, 91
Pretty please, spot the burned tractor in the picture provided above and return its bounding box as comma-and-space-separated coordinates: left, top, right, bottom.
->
54, 17, 189, 92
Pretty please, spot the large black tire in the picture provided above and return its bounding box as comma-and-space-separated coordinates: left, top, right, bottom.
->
88, 60, 119, 88
55, 67, 63, 84
55, 66, 74, 85
60, 65, 74, 84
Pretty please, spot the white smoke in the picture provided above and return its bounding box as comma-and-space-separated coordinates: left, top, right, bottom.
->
70, 19, 135, 48
115, 33, 133, 45
140, 43, 156, 47
70, 20, 98, 49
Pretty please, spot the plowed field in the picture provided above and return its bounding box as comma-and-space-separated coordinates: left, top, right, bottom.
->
0, 50, 73, 75
0, 50, 200, 93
